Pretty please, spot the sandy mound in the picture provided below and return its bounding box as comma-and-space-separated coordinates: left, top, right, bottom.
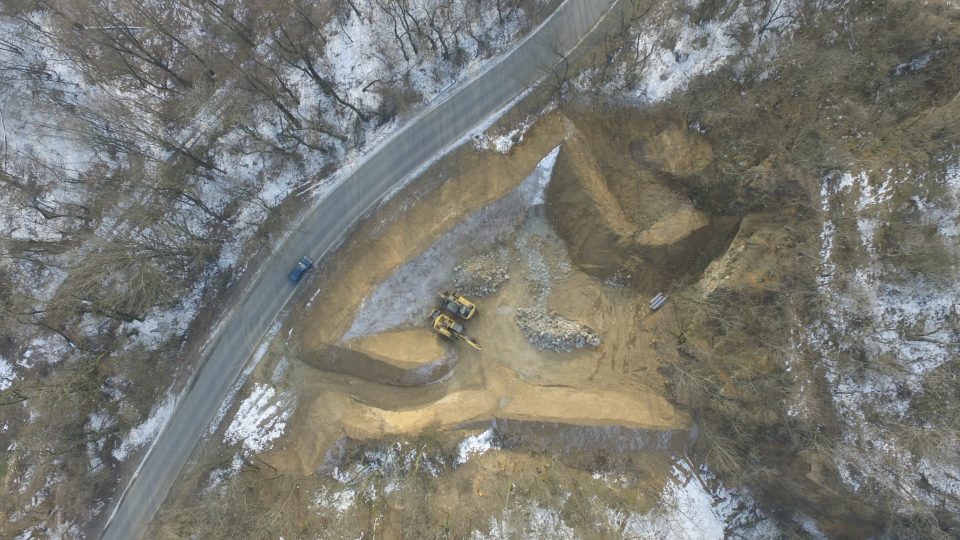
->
500, 386, 682, 430
549, 131, 638, 240
300, 329, 456, 386
545, 133, 637, 277
337, 382, 686, 440
635, 126, 714, 176
349, 329, 448, 369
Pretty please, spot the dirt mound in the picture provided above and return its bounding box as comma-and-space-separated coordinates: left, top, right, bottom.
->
350, 329, 448, 369
635, 206, 710, 246
500, 386, 683, 430
300, 329, 456, 386
697, 212, 795, 296
514, 306, 600, 352
336, 382, 686, 440
281, 110, 688, 484
546, 128, 739, 291
634, 126, 714, 176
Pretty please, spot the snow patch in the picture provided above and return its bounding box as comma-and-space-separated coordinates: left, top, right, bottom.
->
113, 392, 176, 462
473, 106, 552, 154
205, 453, 245, 493
86, 411, 117, 472
17, 335, 71, 369
470, 457, 776, 539
322, 0, 528, 113
613, 459, 775, 539
578, 1, 798, 103
207, 321, 282, 436
121, 283, 203, 351
810, 165, 960, 514
223, 383, 294, 455
456, 428, 497, 464
313, 486, 358, 517
0, 356, 15, 391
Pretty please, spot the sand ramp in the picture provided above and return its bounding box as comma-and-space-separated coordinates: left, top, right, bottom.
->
338, 382, 686, 440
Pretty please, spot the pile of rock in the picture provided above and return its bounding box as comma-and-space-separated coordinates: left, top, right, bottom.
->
603, 268, 631, 288
514, 307, 600, 352
452, 249, 510, 297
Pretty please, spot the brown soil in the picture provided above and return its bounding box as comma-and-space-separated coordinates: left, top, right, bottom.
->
150, 96, 809, 539
348, 329, 447, 369
545, 117, 739, 292
635, 206, 710, 246
637, 126, 715, 176
298, 330, 456, 386
697, 211, 797, 296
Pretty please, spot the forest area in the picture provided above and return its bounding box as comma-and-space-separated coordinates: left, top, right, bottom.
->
0, 0, 547, 536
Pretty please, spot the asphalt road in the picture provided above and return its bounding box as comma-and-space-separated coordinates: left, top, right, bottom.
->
101, 1, 617, 537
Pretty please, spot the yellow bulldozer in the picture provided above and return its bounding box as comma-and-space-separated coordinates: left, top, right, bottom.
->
437, 290, 477, 319
429, 309, 482, 351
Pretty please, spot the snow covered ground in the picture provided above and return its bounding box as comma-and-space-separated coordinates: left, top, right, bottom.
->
308, 430, 781, 539
609, 459, 779, 539
576, 0, 798, 103
0, 356, 15, 391
321, 0, 527, 114
456, 428, 498, 465
1, 1, 547, 533
311, 440, 444, 520
268, 0, 534, 200
112, 392, 176, 462
204, 381, 295, 491
811, 163, 960, 516
223, 383, 295, 455
469, 458, 781, 540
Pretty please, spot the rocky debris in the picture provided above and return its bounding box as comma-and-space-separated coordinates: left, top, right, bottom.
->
604, 268, 631, 288
515, 225, 570, 301
515, 307, 600, 352
523, 242, 550, 298
452, 248, 510, 297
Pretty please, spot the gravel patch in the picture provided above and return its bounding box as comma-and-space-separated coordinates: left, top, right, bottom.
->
515, 307, 600, 352
452, 247, 511, 297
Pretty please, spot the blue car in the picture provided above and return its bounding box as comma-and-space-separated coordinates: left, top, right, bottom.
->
288, 256, 314, 283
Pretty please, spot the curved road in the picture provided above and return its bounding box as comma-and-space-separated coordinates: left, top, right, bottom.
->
101, 1, 617, 537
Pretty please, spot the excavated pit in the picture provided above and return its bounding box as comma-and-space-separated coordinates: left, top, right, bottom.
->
299, 329, 457, 386
545, 119, 740, 292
